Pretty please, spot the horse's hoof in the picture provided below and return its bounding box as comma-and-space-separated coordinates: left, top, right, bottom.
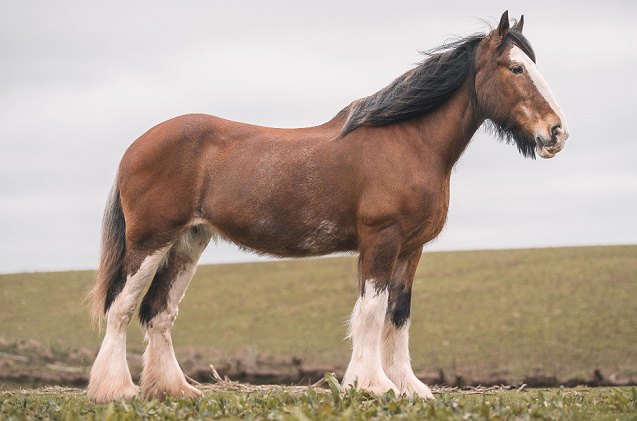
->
87, 382, 139, 403
401, 380, 435, 400
142, 381, 202, 401
182, 382, 202, 398
343, 371, 398, 396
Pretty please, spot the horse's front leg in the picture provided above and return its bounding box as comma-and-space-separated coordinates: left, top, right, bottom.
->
342, 230, 400, 395
382, 248, 434, 399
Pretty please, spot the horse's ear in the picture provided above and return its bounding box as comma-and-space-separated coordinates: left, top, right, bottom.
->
514, 15, 524, 32
498, 10, 510, 36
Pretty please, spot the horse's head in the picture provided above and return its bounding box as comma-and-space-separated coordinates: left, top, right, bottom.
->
475, 11, 569, 159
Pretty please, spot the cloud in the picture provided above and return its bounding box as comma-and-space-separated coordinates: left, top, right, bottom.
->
0, 1, 635, 273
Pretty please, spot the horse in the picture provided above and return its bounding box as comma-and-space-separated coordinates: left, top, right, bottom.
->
86, 10, 569, 402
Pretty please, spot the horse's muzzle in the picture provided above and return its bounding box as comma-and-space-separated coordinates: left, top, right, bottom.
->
536, 125, 569, 159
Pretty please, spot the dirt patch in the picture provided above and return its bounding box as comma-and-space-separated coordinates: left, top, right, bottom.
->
1, 339, 635, 389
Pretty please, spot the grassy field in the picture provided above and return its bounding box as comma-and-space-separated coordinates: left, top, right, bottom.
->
1, 245, 636, 386
1, 382, 636, 420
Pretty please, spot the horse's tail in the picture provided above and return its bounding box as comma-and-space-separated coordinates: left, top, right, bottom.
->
87, 181, 126, 327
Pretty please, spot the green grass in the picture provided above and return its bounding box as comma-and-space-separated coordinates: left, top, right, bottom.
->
1, 383, 636, 420
1, 245, 636, 384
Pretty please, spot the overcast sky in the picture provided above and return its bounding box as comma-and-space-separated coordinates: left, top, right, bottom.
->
1, 1, 635, 274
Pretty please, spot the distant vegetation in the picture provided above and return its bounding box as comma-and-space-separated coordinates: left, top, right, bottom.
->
1, 245, 636, 387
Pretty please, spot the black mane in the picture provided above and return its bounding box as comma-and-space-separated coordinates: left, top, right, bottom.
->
340, 27, 538, 157
340, 34, 483, 136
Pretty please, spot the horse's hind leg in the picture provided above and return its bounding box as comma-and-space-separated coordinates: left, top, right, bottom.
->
139, 225, 212, 400
88, 245, 170, 403
381, 249, 434, 399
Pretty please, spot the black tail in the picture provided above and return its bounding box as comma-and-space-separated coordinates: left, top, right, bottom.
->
88, 183, 126, 325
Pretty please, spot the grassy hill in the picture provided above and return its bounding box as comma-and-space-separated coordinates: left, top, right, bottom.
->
1, 245, 636, 386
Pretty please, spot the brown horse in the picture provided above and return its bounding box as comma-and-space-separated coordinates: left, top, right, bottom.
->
87, 11, 569, 402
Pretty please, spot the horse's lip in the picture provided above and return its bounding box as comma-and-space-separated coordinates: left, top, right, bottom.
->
534, 137, 560, 159
536, 144, 557, 159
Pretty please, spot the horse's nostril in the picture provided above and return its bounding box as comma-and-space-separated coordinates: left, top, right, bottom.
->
551, 124, 562, 138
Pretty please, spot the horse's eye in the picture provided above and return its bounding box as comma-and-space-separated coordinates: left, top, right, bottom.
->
511, 65, 523, 74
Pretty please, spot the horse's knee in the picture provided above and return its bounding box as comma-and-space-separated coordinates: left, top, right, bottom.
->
106, 289, 140, 330
146, 307, 178, 334
107, 308, 134, 330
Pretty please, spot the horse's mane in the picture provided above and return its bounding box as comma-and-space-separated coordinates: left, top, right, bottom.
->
340, 28, 535, 141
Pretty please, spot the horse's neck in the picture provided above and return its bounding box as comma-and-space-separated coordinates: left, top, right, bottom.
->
409, 80, 483, 171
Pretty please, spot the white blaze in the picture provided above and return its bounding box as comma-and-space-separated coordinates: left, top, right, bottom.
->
509, 45, 568, 133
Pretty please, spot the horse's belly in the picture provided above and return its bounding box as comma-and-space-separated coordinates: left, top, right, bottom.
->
212, 212, 357, 257
204, 145, 359, 256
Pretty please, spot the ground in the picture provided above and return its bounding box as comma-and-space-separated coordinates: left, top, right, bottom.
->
1, 381, 636, 420
1, 246, 636, 418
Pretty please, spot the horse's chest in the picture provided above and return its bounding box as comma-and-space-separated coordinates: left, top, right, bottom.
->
404, 181, 451, 246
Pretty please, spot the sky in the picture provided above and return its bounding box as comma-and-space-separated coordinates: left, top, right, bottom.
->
1, 1, 636, 274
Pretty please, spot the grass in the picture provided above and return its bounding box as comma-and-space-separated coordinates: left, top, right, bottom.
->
1, 245, 636, 385
1, 381, 636, 420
